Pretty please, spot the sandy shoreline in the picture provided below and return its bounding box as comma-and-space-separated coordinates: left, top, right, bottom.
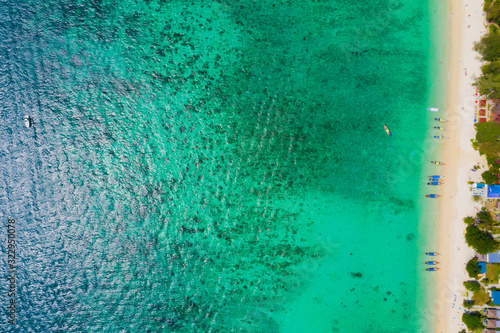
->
434, 0, 486, 332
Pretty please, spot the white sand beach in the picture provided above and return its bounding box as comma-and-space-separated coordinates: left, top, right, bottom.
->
435, 0, 487, 332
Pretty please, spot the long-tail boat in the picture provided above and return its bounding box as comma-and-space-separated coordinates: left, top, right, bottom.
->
384, 124, 391, 136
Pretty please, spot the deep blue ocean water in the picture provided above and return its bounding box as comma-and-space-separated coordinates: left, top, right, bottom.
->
0, 0, 445, 331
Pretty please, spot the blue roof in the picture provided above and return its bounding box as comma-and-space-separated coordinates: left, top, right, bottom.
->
476, 183, 486, 188
488, 185, 500, 198
493, 291, 500, 305
488, 253, 500, 263
479, 262, 487, 273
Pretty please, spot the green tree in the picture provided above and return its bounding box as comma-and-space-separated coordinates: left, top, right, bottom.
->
474, 33, 500, 62
474, 73, 500, 99
478, 141, 500, 157
464, 216, 475, 225
463, 299, 474, 309
482, 170, 498, 185
475, 122, 500, 143
482, 60, 500, 75
465, 225, 499, 254
464, 280, 481, 293
487, 2, 500, 23
477, 210, 498, 228
487, 155, 500, 173
465, 257, 481, 279
462, 311, 484, 331
466, 258, 481, 279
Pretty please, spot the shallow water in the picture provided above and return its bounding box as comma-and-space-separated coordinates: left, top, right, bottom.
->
0, 0, 441, 331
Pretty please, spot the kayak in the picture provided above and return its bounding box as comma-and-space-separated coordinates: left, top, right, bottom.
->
431, 161, 446, 165
426, 194, 441, 198
426, 261, 439, 265
384, 124, 391, 136
426, 252, 439, 256
427, 108, 439, 112
435, 118, 447, 122
426, 267, 439, 271
427, 182, 442, 185
434, 126, 445, 131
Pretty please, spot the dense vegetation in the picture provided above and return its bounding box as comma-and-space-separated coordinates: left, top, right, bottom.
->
485, 0, 500, 25
463, 216, 475, 225
474, 33, 500, 98
472, 123, 500, 183
462, 311, 484, 331
464, 280, 481, 293
474, 122, 500, 156
463, 299, 474, 309
465, 225, 499, 254
466, 257, 481, 279
482, 170, 498, 185
475, 0, 500, 98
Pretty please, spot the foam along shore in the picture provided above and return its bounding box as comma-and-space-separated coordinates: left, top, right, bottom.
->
434, 0, 487, 332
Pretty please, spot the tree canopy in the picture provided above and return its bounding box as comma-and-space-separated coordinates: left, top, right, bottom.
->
485, 0, 500, 24
474, 33, 500, 97
482, 170, 498, 185
466, 257, 481, 279
464, 216, 475, 225
462, 311, 484, 331
474, 123, 500, 157
474, 72, 500, 99
474, 33, 500, 62
465, 225, 499, 254
464, 280, 481, 293
475, 122, 500, 143
477, 210, 496, 225
487, 155, 500, 173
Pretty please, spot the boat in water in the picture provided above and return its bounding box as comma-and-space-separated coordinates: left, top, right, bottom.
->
426, 194, 440, 198
431, 161, 446, 165
434, 126, 445, 131
429, 175, 443, 179
435, 118, 447, 122
384, 124, 391, 136
427, 182, 442, 186
434, 135, 445, 139
426, 261, 439, 265
426, 252, 439, 256
427, 107, 439, 112
24, 115, 31, 128
426, 267, 439, 271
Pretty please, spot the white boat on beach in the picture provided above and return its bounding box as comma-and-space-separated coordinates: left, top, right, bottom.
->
427, 108, 439, 112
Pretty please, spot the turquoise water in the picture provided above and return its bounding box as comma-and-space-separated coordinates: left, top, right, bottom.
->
0, 0, 445, 331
